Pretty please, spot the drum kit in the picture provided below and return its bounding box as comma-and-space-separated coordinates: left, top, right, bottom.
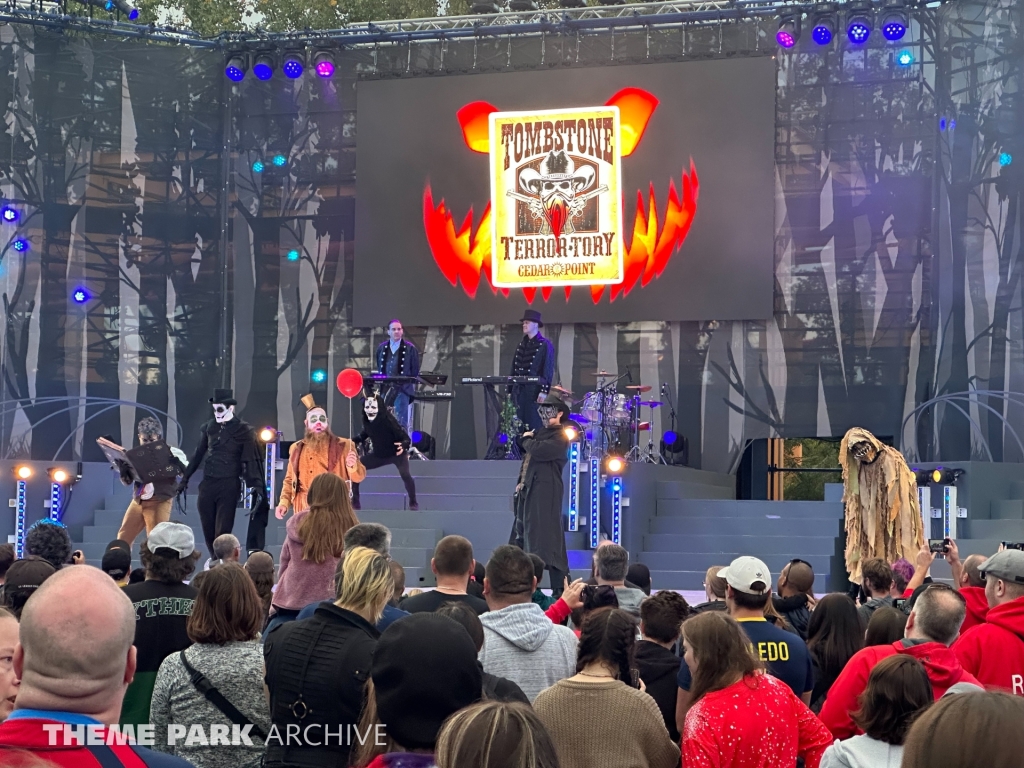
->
553, 370, 666, 464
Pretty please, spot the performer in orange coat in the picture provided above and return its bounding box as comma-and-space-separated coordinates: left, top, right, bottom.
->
275, 394, 366, 518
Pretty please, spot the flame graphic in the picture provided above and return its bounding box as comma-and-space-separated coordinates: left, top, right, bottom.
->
423, 162, 699, 304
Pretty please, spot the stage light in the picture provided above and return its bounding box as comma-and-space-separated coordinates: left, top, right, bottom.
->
15, 465, 31, 479
1000, 152, 1013, 167
411, 430, 436, 460
880, 7, 907, 41
932, 467, 965, 485
313, 50, 335, 79
311, 369, 327, 384
283, 51, 304, 79
14, 475, 26, 557
811, 8, 836, 45
12, 238, 29, 252
931, 468, 942, 484
610, 475, 622, 545
564, 426, 578, 441
225, 54, 247, 82
286, 249, 300, 261
272, 155, 287, 167
1, 206, 19, 223
590, 457, 600, 549
498, 433, 509, 446
259, 427, 277, 443
509, 0, 539, 9
605, 455, 625, 475
664, 430, 677, 444
912, 468, 932, 485
568, 441, 580, 532
252, 53, 275, 81
72, 287, 90, 304
252, 160, 264, 173
559, 0, 586, 7
776, 15, 801, 48
470, 0, 502, 11
49, 468, 68, 484
843, 3, 868, 43
897, 49, 914, 66
661, 431, 689, 466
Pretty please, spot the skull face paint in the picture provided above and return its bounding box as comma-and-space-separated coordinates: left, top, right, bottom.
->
213, 404, 236, 424
306, 408, 329, 433
364, 398, 379, 421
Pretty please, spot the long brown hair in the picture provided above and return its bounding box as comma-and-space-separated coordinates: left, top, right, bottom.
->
852, 655, 933, 745
298, 473, 358, 563
682, 612, 763, 705
243, 551, 275, 620
575, 607, 636, 684
187, 563, 264, 645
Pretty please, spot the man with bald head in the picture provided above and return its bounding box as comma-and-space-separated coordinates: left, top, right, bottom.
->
0, 565, 191, 766
956, 552, 990, 635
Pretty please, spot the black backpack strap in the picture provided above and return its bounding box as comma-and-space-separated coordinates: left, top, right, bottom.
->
179, 650, 267, 740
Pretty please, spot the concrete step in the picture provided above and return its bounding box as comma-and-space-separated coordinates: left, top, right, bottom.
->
649, 516, 842, 537
639, 551, 831, 573
655, 481, 734, 501
990, 500, 1024, 520
359, 476, 518, 495
642, 534, 837, 556
654, 500, 843, 519
1009, 481, 1024, 500
358, 461, 521, 479
967, 519, 1024, 540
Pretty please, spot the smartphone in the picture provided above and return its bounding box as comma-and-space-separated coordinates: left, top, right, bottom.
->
894, 598, 908, 613
928, 538, 949, 557
1003, 541, 1024, 551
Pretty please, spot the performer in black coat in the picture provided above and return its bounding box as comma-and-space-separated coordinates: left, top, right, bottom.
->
511, 393, 570, 594
180, 389, 266, 560
509, 309, 556, 431
375, 319, 420, 431
352, 393, 419, 511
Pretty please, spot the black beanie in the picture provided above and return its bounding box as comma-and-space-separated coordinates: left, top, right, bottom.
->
371, 613, 482, 749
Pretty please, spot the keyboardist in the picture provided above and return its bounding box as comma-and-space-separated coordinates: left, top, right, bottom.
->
375, 318, 420, 431
510, 309, 556, 431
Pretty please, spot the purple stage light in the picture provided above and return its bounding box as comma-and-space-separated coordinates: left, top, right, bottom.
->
881, 18, 906, 41
776, 29, 796, 48
315, 60, 334, 78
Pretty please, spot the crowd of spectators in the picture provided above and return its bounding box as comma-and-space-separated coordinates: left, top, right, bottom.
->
0, 510, 1021, 768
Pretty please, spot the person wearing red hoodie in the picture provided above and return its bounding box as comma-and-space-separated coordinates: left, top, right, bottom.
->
819, 583, 981, 740
955, 552, 991, 635
953, 549, 1024, 694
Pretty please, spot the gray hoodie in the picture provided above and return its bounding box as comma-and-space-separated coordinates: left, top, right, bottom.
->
820, 735, 903, 768
479, 602, 578, 703
614, 587, 647, 617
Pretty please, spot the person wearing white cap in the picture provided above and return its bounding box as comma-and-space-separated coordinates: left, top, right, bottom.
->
120, 522, 200, 731
953, 548, 1024, 693
675, 556, 813, 735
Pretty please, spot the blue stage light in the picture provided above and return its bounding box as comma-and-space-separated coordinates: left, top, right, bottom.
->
811, 19, 834, 45
128, 7, 139, 19
847, 18, 871, 43
283, 53, 304, 79
225, 55, 246, 82
897, 49, 914, 66
311, 369, 327, 384
1000, 152, 1013, 167
664, 430, 678, 444
12, 238, 29, 252
273, 155, 287, 167
589, 457, 600, 549
411, 430, 423, 443
252, 161, 264, 173
880, 10, 907, 41
253, 54, 274, 81
72, 287, 90, 304
498, 433, 509, 445
568, 442, 580, 532
1, 206, 19, 223
286, 249, 300, 261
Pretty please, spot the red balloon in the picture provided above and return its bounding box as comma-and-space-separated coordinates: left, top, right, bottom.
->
336, 368, 364, 399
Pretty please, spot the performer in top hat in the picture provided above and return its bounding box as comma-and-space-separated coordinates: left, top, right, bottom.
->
276, 394, 367, 519
509, 309, 556, 432
375, 318, 420, 432
180, 389, 265, 560
511, 392, 571, 594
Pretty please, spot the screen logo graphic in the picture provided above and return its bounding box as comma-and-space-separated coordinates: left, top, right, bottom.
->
423, 88, 699, 304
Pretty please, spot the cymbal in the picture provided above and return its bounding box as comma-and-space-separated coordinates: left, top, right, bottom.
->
638, 400, 663, 408
569, 413, 590, 424
587, 370, 615, 377
626, 385, 652, 393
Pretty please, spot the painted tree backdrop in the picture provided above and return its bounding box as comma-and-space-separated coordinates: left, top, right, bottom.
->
0, 0, 1020, 471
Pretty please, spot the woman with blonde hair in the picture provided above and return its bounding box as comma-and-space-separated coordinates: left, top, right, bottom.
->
266, 472, 357, 635
436, 700, 560, 768
680, 612, 831, 768
264, 546, 392, 768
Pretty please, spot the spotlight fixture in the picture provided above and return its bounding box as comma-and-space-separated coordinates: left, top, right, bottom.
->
15, 465, 31, 479
259, 427, 277, 443
1000, 152, 1013, 167
11, 238, 29, 252
225, 53, 247, 82
660, 431, 689, 466
311, 369, 327, 384
286, 249, 300, 261
564, 425, 579, 441
49, 468, 69, 484
272, 155, 287, 167
283, 51, 305, 79
470, 0, 502, 11
312, 50, 335, 79
103, 0, 139, 18
897, 49, 914, 66
509, 0, 539, 9
880, 5, 908, 41
912, 467, 932, 486
811, 5, 836, 45
559, 0, 586, 6
252, 53, 275, 81
931, 467, 965, 485
1, 206, 19, 223
410, 430, 436, 460
604, 454, 626, 475
776, 14, 801, 48
252, 160, 265, 173
72, 287, 90, 304
846, 3, 873, 43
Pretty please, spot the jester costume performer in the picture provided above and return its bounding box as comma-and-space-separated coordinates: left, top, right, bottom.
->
840, 427, 925, 583
352, 393, 418, 511
276, 394, 366, 518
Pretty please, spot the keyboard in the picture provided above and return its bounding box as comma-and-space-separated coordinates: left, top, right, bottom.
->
461, 376, 543, 385
412, 391, 455, 402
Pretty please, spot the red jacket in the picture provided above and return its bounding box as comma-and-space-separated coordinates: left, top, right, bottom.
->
958, 586, 990, 636
682, 672, 832, 768
819, 640, 981, 739
0, 711, 191, 767
953, 596, 1024, 694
